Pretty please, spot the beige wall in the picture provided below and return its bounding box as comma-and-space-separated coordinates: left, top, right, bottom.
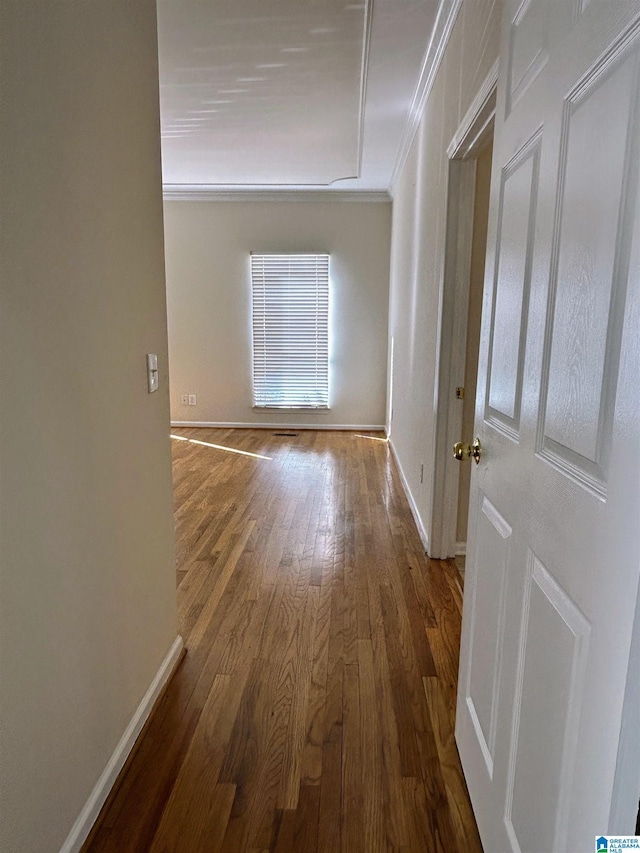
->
388, 0, 502, 550
163, 200, 391, 428
0, 4, 178, 851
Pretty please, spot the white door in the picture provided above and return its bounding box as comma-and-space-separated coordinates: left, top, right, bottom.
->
455, 2, 640, 851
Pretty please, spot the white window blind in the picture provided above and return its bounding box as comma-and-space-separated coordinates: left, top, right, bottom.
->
251, 253, 329, 409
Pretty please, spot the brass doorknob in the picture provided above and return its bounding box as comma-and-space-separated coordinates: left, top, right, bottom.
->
453, 441, 471, 461
453, 437, 482, 465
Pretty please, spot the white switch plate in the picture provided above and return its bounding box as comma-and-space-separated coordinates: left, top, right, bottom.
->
147, 353, 159, 393
188, 394, 197, 406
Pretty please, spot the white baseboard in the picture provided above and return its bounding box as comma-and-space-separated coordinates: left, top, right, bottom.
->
388, 439, 430, 554
455, 541, 467, 557
171, 421, 386, 431
60, 635, 184, 853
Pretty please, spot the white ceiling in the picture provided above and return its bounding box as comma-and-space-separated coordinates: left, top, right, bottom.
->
157, 0, 439, 192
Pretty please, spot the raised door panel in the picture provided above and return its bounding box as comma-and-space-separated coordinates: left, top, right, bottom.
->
464, 496, 511, 777
539, 43, 640, 495
505, 555, 591, 853
507, 0, 550, 114
485, 133, 541, 438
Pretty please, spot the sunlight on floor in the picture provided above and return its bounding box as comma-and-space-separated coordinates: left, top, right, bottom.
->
353, 433, 389, 443
170, 434, 272, 460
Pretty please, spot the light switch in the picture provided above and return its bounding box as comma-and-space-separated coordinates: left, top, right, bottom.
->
147, 353, 159, 393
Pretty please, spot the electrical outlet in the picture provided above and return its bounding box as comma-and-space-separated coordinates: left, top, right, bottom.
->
180, 394, 189, 406
188, 394, 197, 406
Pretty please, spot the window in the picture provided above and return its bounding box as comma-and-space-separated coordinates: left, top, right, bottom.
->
251, 253, 329, 409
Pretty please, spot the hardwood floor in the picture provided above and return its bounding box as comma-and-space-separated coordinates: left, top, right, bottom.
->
85, 428, 482, 853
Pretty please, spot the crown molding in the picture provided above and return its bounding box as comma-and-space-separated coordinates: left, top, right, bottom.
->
356, 0, 375, 179
162, 186, 391, 203
389, 0, 464, 196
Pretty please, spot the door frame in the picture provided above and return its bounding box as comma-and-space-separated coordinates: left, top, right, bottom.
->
428, 60, 498, 560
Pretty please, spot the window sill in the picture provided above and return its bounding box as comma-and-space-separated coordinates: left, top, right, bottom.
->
252, 406, 331, 412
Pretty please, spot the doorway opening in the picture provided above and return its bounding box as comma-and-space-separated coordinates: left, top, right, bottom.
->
455, 136, 493, 580
428, 61, 498, 563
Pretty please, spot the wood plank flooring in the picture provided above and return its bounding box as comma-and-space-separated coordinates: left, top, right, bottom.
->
85, 428, 482, 853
